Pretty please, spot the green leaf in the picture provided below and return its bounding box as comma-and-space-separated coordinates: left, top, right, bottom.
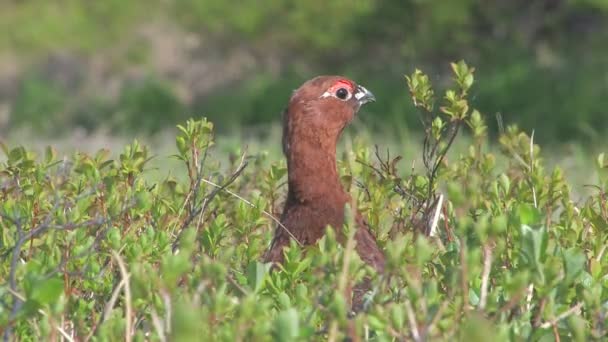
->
176, 136, 187, 156
176, 124, 189, 137
277, 292, 291, 310
597, 153, 606, 168
562, 248, 586, 285
0, 141, 8, 155
567, 314, 587, 342
415, 235, 434, 266
520, 224, 548, 284
135, 191, 152, 211
273, 308, 299, 342
30, 278, 63, 306
463, 73, 474, 89
246, 261, 271, 293
8, 147, 24, 163
108, 227, 121, 250
469, 288, 480, 306
517, 203, 542, 226
44, 145, 57, 164
390, 305, 405, 329
460, 313, 496, 341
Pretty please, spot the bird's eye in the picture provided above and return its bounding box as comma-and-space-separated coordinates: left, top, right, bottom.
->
335, 88, 349, 100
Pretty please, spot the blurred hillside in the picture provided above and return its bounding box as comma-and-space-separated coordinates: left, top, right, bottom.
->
1, 0, 607, 143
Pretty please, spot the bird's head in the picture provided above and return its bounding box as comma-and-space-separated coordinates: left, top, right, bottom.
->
284, 76, 375, 144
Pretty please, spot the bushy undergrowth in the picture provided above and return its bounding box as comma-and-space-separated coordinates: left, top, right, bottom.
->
1, 63, 607, 341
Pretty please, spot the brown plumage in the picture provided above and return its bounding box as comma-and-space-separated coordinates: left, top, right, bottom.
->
264, 75, 386, 276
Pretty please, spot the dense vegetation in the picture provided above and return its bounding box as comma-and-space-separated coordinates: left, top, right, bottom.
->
1, 0, 607, 142
1, 63, 607, 340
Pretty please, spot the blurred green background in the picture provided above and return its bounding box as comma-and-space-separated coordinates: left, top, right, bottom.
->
1, 0, 607, 145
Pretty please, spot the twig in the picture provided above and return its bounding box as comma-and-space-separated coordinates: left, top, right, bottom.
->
327, 320, 339, 341
552, 323, 561, 342
197, 177, 302, 247
2, 187, 133, 341
460, 238, 469, 314
172, 156, 253, 252
150, 290, 171, 342
182, 155, 248, 230
6, 215, 25, 340
196, 150, 247, 227
227, 273, 249, 296
490, 286, 527, 320
529, 130, 537, 208
597, 244, 607, 262
405, 299, 422, 342
5, 287, 74, 342
526, 284, 534, 312
112, 251, 132, 342
170, 188, 194, 237
529, 130, 535, 173
329, 145, 359, 342
424, 300, 449, 339
3, 192, 70, 340
441, 203, 453, 242
162, 289, 172, 336
150, 310, 166, 342
190, 141, 211, 217
539, 302, 583, 329
428, 194, 444, 237
479, 244, 492, 310
428, 122, 461, 195
496, 113, 504, 135
102, 278, 126, 323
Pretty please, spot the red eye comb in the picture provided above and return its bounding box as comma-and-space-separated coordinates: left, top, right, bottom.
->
331, 79, 354, 91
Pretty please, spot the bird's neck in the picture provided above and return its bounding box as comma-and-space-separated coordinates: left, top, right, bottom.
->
285, 136, 348, 204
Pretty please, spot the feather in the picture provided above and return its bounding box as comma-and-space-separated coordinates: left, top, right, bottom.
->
263, 76, 385, 310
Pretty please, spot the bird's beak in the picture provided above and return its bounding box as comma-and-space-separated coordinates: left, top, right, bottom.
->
354, 85, 376, 105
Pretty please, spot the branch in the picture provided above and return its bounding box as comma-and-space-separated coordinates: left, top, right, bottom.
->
172, 154, 249, 252
539, 303, 584, 329
479, 244, 492, 310
4, 287, 74, 342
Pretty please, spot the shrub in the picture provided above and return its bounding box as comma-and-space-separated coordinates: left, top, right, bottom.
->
1, 63, 607, 340
113, 77, 185, 134
11, 74, 67, 132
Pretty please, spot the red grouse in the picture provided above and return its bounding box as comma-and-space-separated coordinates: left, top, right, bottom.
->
264, 76, 385, 274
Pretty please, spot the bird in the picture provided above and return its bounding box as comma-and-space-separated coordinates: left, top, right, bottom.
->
263, 75, 386, 282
